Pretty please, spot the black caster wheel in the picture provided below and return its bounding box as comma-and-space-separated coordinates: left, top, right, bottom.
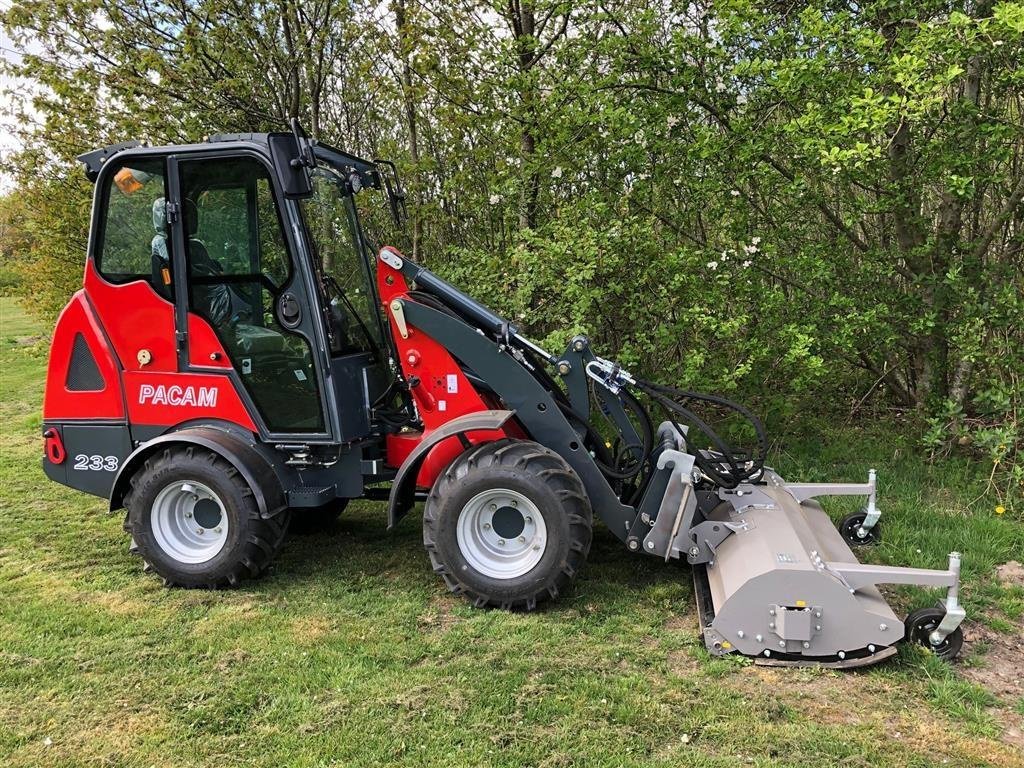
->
904, 607, 964, 661
839, 509, 881, 546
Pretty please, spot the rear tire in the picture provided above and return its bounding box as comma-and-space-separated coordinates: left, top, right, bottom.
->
423, 439, 593, 610
124, 446, 290, 588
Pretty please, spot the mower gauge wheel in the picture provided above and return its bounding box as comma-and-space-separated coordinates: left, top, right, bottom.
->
838, 510, 881, 546
904, 607, 964, 661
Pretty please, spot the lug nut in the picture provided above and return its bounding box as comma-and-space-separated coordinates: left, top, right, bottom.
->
483, 523, 491, 530
196, 528, 204, 535
185, 511, 193, 518
525, 516, 533, 524
497, 539, 505, 546
510, 500, 517, 507
215, 527, 222, 533
518, 536, 525, 543
489, 504, 497, 511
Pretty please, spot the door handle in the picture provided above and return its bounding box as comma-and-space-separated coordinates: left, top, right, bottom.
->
278, 292, 302, 328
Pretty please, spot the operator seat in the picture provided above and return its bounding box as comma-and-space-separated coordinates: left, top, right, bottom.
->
150, 198, 173, 300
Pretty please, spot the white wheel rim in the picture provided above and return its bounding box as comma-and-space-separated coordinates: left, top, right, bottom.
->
150, 480, 228, 564
456, 488, 547, 579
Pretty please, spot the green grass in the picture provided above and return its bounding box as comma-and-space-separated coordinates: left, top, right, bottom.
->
1, 296, 1022, 767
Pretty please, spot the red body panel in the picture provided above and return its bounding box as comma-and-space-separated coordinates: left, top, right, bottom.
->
123, 370, 256, 431
43, 290, 125, 421
46, 264, 255, 433
83, 263, 178, 373
376, 247, 515, 488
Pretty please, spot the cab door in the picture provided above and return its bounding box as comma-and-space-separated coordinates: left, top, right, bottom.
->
169, 153, 328, 437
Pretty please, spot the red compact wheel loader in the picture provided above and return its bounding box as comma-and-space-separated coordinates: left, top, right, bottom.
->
41, 123, 966, 667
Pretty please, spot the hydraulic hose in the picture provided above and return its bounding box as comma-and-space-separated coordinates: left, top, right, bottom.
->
630, 379, 767, 489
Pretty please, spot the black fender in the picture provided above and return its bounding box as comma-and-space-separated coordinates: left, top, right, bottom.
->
109, 426, 290, 519
387, 409, 514, 529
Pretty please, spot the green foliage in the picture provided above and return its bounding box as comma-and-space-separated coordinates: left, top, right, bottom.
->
4, 0, 1024, 493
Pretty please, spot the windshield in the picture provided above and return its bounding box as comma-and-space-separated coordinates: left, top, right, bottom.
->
300, 169, 384, 357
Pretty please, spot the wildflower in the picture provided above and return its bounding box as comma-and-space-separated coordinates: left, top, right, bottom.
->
551, 167, 563, 179
751, 236, 761, 245
706, 260, 719, 270
730, 189, 740, 197
742, 260, 752, 268
488, 194, 501, 205
995, 505, 1005, 515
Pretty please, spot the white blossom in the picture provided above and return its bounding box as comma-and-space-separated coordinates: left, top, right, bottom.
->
730, 189, 740, 197
488, 194, 501, 205
551, 167, 563, 179
751, 236, 761, 245
706, 260, 719, 270
742, 260, 753, 268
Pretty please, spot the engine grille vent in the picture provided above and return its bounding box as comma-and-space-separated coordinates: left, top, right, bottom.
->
66, 332, 105, 392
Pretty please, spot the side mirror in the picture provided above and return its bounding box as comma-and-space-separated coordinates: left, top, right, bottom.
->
374, 159, 408, 227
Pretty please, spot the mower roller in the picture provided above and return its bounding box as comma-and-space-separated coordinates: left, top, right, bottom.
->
40, 123, 965, 666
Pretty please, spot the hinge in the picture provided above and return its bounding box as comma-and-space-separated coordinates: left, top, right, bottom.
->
165, 201, 181, 224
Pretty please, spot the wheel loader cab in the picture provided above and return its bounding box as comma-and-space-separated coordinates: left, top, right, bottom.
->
43, 134, 399, 499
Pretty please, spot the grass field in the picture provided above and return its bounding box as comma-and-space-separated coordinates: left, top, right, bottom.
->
1, 295, 1023, 768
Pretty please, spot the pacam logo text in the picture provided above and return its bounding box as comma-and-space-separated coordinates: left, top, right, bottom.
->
138, 383, 218, 408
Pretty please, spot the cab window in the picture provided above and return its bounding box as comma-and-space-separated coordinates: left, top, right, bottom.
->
96, 158, 173, 299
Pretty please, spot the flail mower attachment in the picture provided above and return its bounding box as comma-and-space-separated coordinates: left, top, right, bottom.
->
579, 360, 967, 668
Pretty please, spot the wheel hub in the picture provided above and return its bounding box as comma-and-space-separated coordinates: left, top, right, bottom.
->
151, 480, 229, 564
456, 489, 547, 579
491, 505, 526, 538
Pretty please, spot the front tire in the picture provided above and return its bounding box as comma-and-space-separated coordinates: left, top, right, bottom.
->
124, 446, 290, 588
423, 439, 593, 610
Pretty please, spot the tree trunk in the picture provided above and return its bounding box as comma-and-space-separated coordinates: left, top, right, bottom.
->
510, 1, 539, 231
